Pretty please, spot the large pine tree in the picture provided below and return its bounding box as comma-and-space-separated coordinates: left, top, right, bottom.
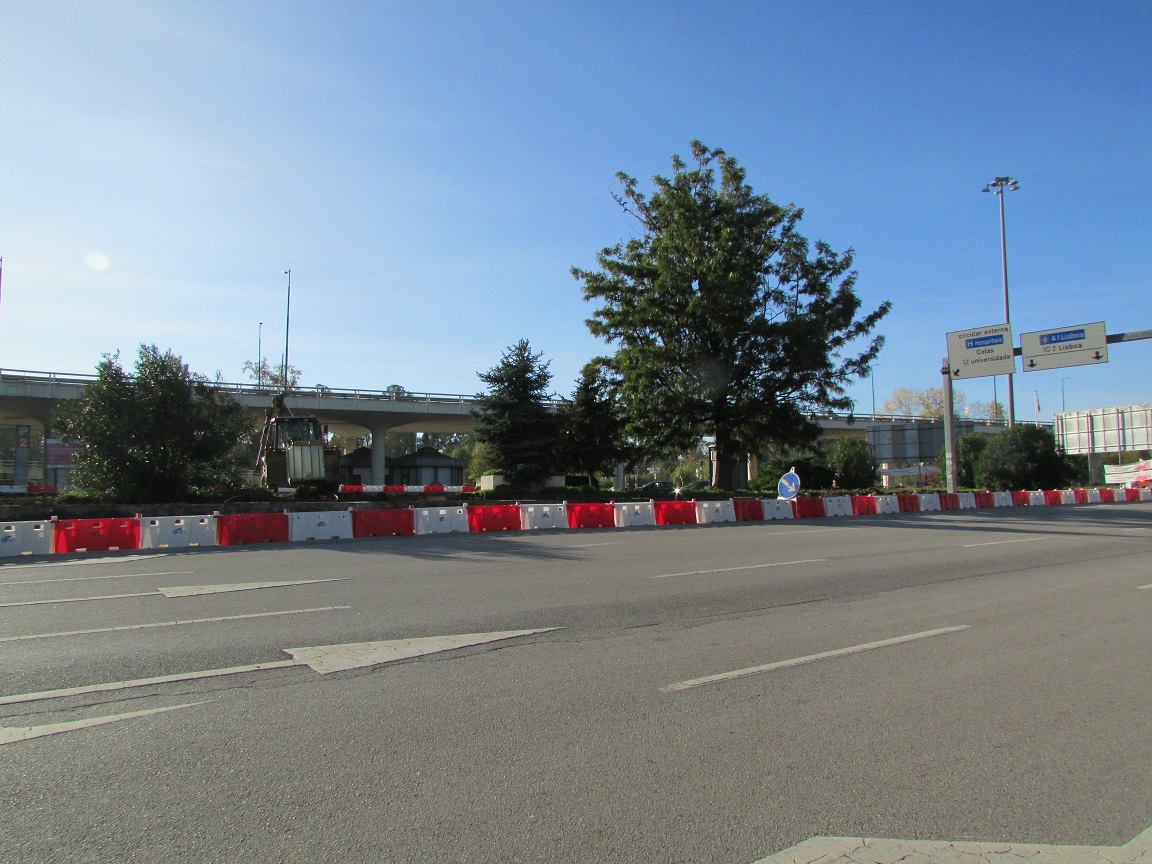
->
573, 142, 891, 487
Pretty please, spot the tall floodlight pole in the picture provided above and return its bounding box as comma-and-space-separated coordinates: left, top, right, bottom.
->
870, 365, 878, 417
1061, 376, 1070, 413
282, 269, 291, 391
257, 322, 263, 388
982, 176, 1019, 427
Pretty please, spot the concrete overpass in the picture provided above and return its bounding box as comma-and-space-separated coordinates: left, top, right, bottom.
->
0, 368, 1016, 486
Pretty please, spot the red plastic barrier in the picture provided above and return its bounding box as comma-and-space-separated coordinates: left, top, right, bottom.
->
793, 498, 826, 518
973, 492, 994, 508
1073, 489, 1089, 504
341, 484, 365, 494
732, 498, 764, 521
566, 502, 616, 529
54, 518, 140, 553
1125, 488, 1141, 502
850, 496, 877, 516
28, 484, 59, 494
1043, 490, 1063, 505
653, 500, 697, 525
423, 484, 446, 493
1099, 488, 1116, 503
351, 508, 415, 537
462, 485, 478, 493
1011, 491, 1031, 506
467, 504, 521, 532
939, 493, 960, 511
896, 494, 920, 513
216, 513, 289, 545
384, 485, 406, 493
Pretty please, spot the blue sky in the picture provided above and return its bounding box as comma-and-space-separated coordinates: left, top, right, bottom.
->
1, 1, 1149, 420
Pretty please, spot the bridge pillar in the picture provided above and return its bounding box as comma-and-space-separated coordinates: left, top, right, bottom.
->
370, 427, 389, 485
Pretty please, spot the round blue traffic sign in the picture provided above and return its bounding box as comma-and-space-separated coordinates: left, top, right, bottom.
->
777, 470, 801, 501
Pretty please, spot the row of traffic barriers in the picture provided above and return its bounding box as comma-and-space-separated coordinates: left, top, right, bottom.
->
2, 488, 1149, 557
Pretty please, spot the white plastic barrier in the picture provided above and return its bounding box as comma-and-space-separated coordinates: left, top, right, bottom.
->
289, 510, 353, 542
521, 503, 568, 530
873, 495, 900, 514
821, 496, 853, 517
404, 485, 426, 493
993, 491, 1014, 507
956, 492, 977, 510
1060, 490, 1077, 505
695, 500, 735, 524
1028, 491, 1047, 506
917, 493, 941, 512
614, 502, 656, 527
415, 506, 469, 535
1142, 488, 1152, 502
762, 499, 795, 520
1087, 489, 1102, 503
140, 515, 217, 549
0, 520, 55, 556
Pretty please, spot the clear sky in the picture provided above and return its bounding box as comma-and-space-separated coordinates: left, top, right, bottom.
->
2, 1, 1149, 420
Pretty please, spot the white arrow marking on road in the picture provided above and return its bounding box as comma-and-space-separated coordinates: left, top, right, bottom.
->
157, 578, 347, 597
0, 629, 561, 704
0, 701, 213, 746
0, 554, 170, 570
284, 628, 563, 674
0, 591, 156, 608
663, 626, 969, 692
1, 570, 192, 587
750, 824, 1152, 863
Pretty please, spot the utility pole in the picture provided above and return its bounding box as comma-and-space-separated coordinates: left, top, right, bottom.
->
982, 177, 1019, 426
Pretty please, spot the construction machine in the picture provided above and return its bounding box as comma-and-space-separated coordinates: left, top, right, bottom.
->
256, 395, 341, 491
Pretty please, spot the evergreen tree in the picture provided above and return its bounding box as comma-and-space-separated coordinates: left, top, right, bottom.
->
556, 361, 631, 486
573, 141, 890, 487
471, 340, 559, 489
825, 436, 878, 488
55, 345, 253, 501
974, 425, 1071, 490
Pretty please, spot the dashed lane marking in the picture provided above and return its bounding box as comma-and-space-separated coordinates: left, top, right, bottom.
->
0, 606, 352, 642
0, 701, 213, 746
157, 578, 347, 597
0, 554, 170, 570
750, 824, 1152, 864
0, 578, 350, 607
662, 626, 969, 692
0, 571, 192, 587
1137, 583, 1152, 590
0, 628, 561, 705
651, 559, 826, 579
962, 537, 1043, 547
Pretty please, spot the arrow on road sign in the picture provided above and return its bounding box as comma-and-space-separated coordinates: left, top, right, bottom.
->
752, 824, 1152, 863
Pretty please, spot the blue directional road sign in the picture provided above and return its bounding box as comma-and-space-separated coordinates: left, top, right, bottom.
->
777, 470, 801, 500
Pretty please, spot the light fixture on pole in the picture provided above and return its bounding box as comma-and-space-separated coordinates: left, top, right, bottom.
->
982, 176, 1019, 427
282, 269, 291, 391
257, 322, 263, 388
1061, 376, 1070, 413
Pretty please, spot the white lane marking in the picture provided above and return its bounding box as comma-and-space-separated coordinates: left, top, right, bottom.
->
651, 559, 826, 579
0, 701, 213, 746
750, 823, 1152, 864
962, 537, 1043, 547
284, 628, 563, 674
0, 571, 192, 587
0, 628, 560, 704
1137, 583, 1152, 590
0, 554, 170, 570
0, 606, 352, 642
0, 591, 156, 608
772, 527, 863, 536
0, 578, 349, 607
157, 578, 347, 597
563, 542, 617, 548
0, 660, 300, 706
663, 626, 969, 692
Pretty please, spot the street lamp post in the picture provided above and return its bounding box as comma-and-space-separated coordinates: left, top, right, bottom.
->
982, 176, 1019, 427
257, 322, 263, 388
1061, 376, 1070, 413
870, 365, 878, 417
282, 269, 291, 391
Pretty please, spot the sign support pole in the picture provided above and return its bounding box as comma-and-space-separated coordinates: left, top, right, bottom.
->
941, 357, 958, 494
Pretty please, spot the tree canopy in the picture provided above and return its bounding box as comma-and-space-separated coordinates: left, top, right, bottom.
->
555, 361, 630, 486
974, 425, 1072, 490
471, 340, 559, 489
573, 141, 890, 487
55, 345, 254, 501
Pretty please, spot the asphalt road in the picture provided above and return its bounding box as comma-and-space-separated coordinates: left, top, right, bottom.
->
2, 504, 1150, 864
